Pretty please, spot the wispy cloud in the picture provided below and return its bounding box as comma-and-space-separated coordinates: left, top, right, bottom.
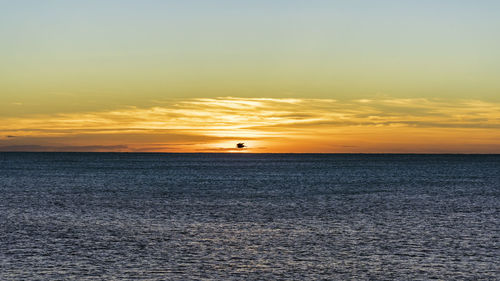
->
0, 145, 128, 152
0, 97, 499, 153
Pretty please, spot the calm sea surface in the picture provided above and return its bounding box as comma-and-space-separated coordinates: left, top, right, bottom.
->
0, 153, 498, 280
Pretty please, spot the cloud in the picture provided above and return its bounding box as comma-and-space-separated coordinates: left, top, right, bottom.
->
0, 145, 128, 152
0, 97, 499, 152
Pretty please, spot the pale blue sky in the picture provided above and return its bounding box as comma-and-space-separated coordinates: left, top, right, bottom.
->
1, 0, 499, 116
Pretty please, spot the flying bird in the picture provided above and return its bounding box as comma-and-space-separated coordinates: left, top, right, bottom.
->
236, 143, 246, 148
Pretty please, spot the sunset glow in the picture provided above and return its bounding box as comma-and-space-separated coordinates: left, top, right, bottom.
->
1, 97, 499, 153
1, 1, 499, 153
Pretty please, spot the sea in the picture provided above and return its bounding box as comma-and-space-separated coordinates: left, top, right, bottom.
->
0, 153, 498, 280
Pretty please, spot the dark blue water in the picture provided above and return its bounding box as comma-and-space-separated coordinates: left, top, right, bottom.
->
0, 153, 498, 280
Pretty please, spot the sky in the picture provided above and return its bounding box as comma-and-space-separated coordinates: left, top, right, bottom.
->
1, 0, 499, 153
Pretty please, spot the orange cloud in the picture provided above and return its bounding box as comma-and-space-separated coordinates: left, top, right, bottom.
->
1, 97, 499, 153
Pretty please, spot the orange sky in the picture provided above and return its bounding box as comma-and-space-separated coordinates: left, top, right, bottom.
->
1, 97, 499, 153
2, 2, 500, 153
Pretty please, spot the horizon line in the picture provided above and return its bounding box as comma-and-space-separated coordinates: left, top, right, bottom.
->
0, 151, 499, 155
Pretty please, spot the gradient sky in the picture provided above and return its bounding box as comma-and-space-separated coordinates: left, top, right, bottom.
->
1, 0, 499, 152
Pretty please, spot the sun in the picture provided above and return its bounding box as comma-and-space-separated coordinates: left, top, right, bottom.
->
201, 140, 266, 153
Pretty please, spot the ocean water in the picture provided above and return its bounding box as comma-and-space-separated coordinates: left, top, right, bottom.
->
0, 153, 498, 280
